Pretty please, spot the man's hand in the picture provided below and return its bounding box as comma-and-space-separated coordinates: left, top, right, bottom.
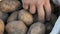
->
22, 0, 51, 23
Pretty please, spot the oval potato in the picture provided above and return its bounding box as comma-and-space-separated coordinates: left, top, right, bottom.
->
6, 21, 27, 34
0, 0, 21, 12
27, 22, 45, 34
18, 10, 33, 26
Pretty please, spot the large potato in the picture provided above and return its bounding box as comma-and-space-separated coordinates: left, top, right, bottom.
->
0, 19, 4, 34
7, 11, 18, 22
18, 10, 33, 26
27, 22, 45, 34
0, 0, 21, 12
6, 21, 27, 34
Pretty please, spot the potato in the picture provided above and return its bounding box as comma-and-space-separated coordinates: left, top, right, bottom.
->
18, 10, 33, 26
7, 11, 18, 23
27, 22, 45, 34
6, 21, 27, 34
0, 19, 4, 34
0, 0, 21, 12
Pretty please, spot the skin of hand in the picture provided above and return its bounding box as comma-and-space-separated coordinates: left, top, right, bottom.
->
22, 0, 51, 23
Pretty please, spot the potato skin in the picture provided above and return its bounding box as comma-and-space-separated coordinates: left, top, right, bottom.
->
0, 0, 21, 12
6, 21, 27, 34
0, 19, 4, 34
7, 11, 18, 23
27, 22, 45, 34
18, 10, 33, 26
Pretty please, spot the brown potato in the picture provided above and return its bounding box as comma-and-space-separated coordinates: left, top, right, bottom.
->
0, 0, 21, 12
0, 19, 4, 34
7, 11, 18, 23
27, 22, 45, 34
6, 21, 27, 34
18, 10, 33, 26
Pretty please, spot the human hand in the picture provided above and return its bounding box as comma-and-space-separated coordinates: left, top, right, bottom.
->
22, 0, 51, 22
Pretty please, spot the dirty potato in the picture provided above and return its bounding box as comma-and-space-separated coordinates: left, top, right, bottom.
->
0, 19, 4, 34
0, 0, 21, 12
7, 12, 18, 23
18, 10, 33, 26
6, 21, 27, 34
27, 22, 45, 34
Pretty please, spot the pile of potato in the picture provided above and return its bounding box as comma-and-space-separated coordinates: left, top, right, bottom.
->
0, 0, 58, 34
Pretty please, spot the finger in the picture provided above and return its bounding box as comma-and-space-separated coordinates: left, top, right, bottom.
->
37, 5, 45, 23
44, 2, 51, 21
0, 0, 2, 1
30, 4, 36, 14
23, 2, 29, 10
